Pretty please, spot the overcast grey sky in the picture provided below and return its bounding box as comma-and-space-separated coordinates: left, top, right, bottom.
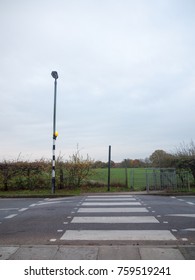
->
0, 0, 195, 162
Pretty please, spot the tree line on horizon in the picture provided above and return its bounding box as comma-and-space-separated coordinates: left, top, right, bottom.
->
0, 141, 195, 191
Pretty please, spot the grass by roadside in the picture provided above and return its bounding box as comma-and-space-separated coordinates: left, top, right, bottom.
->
0, 185, 131, 198
0, 189, 80, 198
0, 185, 194, 198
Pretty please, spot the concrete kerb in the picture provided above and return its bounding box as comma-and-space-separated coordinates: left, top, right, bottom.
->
0, 190, 195, 199
1, 245, 194, 260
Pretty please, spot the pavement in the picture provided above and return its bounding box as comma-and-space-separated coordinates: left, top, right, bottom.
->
1, 191, 195, 260
1, 244, 195, 260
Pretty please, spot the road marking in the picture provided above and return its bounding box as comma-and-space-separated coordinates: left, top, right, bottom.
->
50, 239, 56, 242
19, 208, 28, 212
182, 228, 195, 231
45, 197, 70, 201
167, 214, 195, 217
36, 201, 65, 206
82, 202, 141, 206
187, 202, 195, 205
57, 229, 63, 232
0, 208, 19, 211
88, 195, 133, 198
181, 238, 188, 241
60, 230, 176, 241
85, 198, 136, 201
71, 216, 159, 223
78, 207, 148, 213
4, 214, 18, 219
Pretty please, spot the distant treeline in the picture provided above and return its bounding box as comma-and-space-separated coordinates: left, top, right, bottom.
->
1, 142, 195, 191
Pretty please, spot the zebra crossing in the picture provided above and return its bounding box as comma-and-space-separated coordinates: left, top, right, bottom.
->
60, 195, 177, 243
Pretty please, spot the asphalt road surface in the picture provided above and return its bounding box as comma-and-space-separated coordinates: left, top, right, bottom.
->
0, 194, 195, 246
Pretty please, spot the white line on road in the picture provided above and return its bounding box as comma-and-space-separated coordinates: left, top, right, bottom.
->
60, 230, 177, 241
78, 207, 148, 213
36, 201, 65, 206
71, 216, 159, 223
87, 195, 133, 198
0, 208, 19, 211
82, 202, 141, 206
4, 214, 18, 219
19, 208, 28, 212
85, 198, 136, 201
167, 214, 195, 217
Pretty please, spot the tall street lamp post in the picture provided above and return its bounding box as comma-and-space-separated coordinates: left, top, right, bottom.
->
51, 71, 58, 194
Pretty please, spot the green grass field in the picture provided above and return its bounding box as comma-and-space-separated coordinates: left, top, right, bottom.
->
89, 168, 194, 191
90, 168, 148, 190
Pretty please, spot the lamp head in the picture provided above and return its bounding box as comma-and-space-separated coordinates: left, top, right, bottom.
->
51, 71, 58, 79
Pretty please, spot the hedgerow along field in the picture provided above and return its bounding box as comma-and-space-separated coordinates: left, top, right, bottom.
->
0, 160, 193, 196
0, 163, 147, 194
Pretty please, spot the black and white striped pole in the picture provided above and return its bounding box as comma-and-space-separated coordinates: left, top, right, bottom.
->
51, 71, 58, 194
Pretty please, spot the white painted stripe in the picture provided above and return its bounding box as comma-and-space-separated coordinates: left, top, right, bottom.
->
37, 201, 65, 206
0, 208, 19, 211
187, 202, 195, 205
4, 214, 18, 219
78, 207, 148, 213
87, 195, 133, 198
71, 216, 159, 223
82, 202, 141, 206
45, 197, 70, 201
19, 208, 28, 212
60, 230, 176, 241
183, 228, 195, 231
85, 198, 136, 201
167, 214, 195, 217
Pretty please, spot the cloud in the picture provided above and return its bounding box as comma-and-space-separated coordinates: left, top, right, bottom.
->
0, 0, 195, 161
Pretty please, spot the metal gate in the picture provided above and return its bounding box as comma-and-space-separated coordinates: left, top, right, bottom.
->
129, 168, 178, 192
